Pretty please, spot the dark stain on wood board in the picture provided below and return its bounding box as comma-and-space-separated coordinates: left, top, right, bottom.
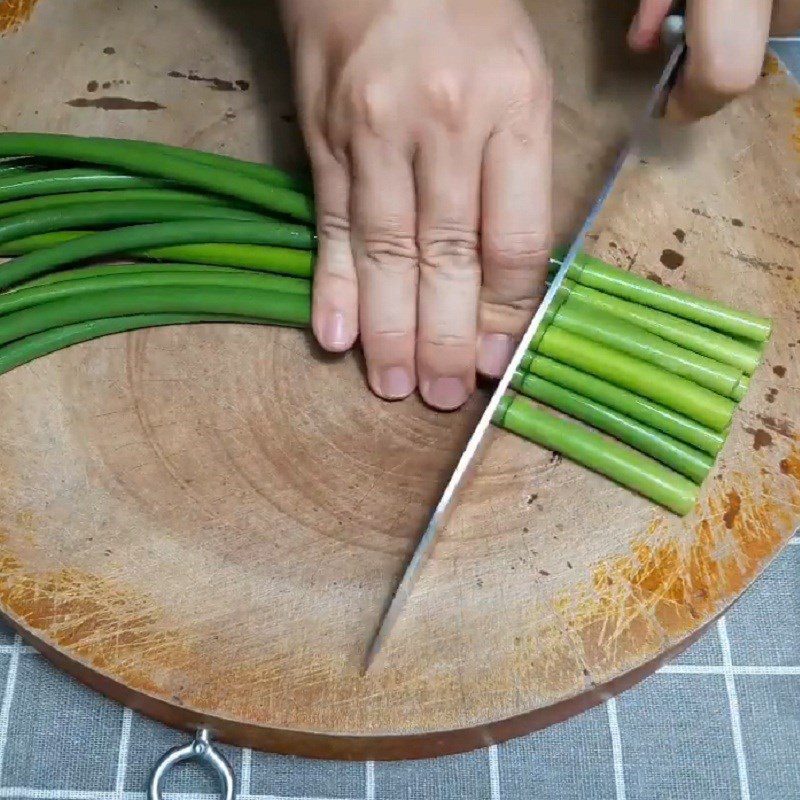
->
659, 249, 684, 270
66, 97, 166, 111
167, 70, 250, 92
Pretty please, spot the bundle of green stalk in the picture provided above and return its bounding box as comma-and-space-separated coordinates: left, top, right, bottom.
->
0, 133, 773, 517
493, 251, 772, 516
0, 131, 317, 371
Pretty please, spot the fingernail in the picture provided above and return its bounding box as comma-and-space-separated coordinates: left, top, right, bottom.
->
423, 376, 469, 410
379, 366, 414, 399
323, 311, 348, 351
477, 333, 514, 378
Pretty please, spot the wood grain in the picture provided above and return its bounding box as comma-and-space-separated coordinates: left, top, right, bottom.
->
0, 0, 798, 759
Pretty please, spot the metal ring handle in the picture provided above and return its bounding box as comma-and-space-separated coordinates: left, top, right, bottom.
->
148, 729, 235, 800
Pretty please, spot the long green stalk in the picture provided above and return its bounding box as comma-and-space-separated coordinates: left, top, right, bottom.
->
0, 230, 88, 254
0, 314, 267, 377
493, 394, 699, 515
0, 232, 316, 278
0, 219, 315, 289
19, 262, 242, 288
0, 201, 271, 247
519, 353, 726, 456
140, 243, 315, 277
535, 326, 735, 431
0, 189, 250, 219
511, 370, 713, 483
0, 270, 310, 315
565, 283, 761, 374
107, 137, 308, 193
550, 251, 771, 342
0, 133, 314, 222
0, 285, 311, 347
554, 296, 746, 398
0, 166, 34, 178
732, 374, 750, 402
0, 169, 170, 203
0, 156, 40, 171
0, 157, 54, 176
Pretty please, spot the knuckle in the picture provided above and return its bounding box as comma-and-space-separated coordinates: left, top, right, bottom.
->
498, 64, 553, 134
317, 211, 350, 242
513, 65, 550, 106
360, 227, 418, 274
370, 327, 413, 343
501, 52, 552, 107
480, 296, 538, 335
419, 224, 479, 272
422, 69, 465, 127
350, 79, 395, 133
483, 230, 552, 273
421, 330, 473, 350
363, 250, 417, 277
482, 292, 539, 313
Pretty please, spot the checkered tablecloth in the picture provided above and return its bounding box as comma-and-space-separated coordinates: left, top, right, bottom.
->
0, 534, 796, 800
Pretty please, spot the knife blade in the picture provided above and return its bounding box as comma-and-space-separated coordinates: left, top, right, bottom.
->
364, 20, 687, 673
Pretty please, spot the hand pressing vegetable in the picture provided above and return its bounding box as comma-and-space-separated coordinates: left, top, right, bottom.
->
275, 0, 793, 410
278, 0, 553, 409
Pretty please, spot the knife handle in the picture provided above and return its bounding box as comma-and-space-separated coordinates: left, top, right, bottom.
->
656, 5, 687, 117
662, 0, 686, 50
662, 13, 686, 52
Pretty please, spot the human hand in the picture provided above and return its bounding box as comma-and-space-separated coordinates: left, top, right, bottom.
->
279, 0, 552, 410
628, 0, 800, 121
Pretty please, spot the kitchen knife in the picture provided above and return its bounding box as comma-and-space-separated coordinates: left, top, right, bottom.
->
364, 14, 687, 672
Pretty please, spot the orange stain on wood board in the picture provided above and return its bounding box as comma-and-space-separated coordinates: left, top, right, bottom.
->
0, 0, 40, 34
781, 450, 800, 480
793, 100, 800, 156
762, 53, 784, 77
0, 527, 195, 697
0, 522, 375, 724
555, 441, 800, 680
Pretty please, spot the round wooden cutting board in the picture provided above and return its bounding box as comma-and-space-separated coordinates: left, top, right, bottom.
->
1, 0, 799, 760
